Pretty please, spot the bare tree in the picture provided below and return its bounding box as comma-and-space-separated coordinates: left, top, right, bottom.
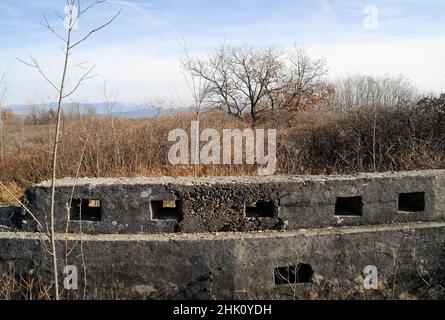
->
184, 45, 283, 128
184, 46, 331, 126
182, 45, 245, 117
180, 40, 214, 121
148, 98, 167, 121
228, 46, 283, 128
333, 75, 417, 112
0, 72, 8, 160
332, 75, 418, 171
102, 80, 124, 169
18, 0, 121, 300
180, 40, 216, 176
277, 48, 330, 113
25, 105, 40, 125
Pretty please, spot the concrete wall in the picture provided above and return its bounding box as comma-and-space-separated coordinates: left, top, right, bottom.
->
1, 222, 444, 299
1, 170, 444, 299
21, 170, 445, 235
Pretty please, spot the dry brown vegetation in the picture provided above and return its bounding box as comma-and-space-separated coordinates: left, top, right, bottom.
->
0, 92, 444, 206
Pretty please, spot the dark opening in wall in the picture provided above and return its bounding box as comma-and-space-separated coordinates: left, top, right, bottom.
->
274, 264, 314, 285
70, 198, 101, 222
335, 196, 363, 216
246, 201, 276, 218
398, 192, 425, 212
151, 200, 181, 220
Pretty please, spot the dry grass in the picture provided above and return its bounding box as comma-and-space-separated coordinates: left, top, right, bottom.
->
0, 264, 52, 300
0, 182, 22, 205
0, 104, 444, 205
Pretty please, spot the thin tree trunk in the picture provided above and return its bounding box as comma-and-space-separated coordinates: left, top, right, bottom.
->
0, 117, 3, 161
49, 12, 73, 301
372, 106, 377, 172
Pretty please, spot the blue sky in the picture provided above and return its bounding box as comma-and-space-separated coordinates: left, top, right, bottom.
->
1, 0, 445, 105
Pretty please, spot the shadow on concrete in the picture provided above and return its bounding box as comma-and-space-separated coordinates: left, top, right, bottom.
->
0, 206, 21, 230
152, 272, 216, 300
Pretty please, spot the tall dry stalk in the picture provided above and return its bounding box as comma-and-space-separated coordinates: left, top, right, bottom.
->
180, 40, 216, 176
0, 71, 8, 161
18, 0, 120, 299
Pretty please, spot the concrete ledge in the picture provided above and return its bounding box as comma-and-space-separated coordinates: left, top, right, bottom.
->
3, 221, 445, 241
20, 170, 445, 234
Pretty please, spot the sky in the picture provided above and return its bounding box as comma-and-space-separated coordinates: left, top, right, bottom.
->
0, 0, 445, 106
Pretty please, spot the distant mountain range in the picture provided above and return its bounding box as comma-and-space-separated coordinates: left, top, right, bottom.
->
6, 102, 188, 119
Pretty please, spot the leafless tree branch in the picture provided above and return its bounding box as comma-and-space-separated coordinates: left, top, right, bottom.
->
63, 65, 97, 98
41, 13, 68, 44
17, 56, 60, 93
69, 9, 122, 50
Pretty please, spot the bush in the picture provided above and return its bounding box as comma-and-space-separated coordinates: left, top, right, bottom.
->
0, 96, 444, 205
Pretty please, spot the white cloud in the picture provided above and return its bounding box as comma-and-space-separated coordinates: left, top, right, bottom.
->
5, 36, 445, 106
307, 36, 445, 93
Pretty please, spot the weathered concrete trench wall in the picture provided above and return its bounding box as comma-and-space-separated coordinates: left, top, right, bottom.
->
0, 170, 444, 299
20, 170, 445, 234
1, 223, 444, 299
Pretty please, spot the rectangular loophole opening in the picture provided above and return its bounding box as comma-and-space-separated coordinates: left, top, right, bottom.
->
274, 264, 314, 285
335, 196, 363, 216
70, 198, 101, 222
246, 201, 275, 218
398, 192, 425, 212
151, 200, 181, 220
